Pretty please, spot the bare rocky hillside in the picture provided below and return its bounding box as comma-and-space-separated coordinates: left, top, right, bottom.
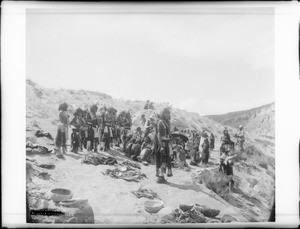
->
206, 103, 275, 156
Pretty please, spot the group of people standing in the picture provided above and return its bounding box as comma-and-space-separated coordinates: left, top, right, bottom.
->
55, 102, 245, 184
55, 103, 132, 154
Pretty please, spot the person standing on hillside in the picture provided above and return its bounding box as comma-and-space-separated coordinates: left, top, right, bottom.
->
190, 132, 201, 166
235, 125, 245, 152
209, 133, 215, 150
55, 103, 70, 154
201, 132, 210, 164
155, 107, 173, 184
86, 104, 99, 152
70, 108, 85, 153
220, 127, 232, 155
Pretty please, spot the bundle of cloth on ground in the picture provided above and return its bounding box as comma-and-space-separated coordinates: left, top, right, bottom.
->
131, 186, 160, 199
26, 142, 52, 154
105, 165, 146, 182
81, 155, 118, 166
121, 160, 141, 169
35, 130, 53, 140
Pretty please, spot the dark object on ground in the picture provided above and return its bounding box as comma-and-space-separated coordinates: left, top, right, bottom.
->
35, 130, 53, 140
132, 186, 160, 199
26, 143, 52, 155
105, 166, 146, 182
81, 155, 117, 166
35, 163, 55, 170
166, 206, 206, 223
179, 204, 193, 212
194, 204, 220, 218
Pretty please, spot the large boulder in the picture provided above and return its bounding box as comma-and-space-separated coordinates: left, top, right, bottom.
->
54, 202, 95, 224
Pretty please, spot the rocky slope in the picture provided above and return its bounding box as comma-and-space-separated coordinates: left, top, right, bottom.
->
206, 103, 275, 157
26, 79, 275, 224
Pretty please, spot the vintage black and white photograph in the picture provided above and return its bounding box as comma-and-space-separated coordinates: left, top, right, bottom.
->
24, 5, 276, 224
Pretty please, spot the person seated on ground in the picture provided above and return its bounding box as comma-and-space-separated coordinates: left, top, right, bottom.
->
140, 136, 153, 164
130, 127, 143, 161
200, 132, 210, 165
70, 128, 80, 153
173, 139, 189, 170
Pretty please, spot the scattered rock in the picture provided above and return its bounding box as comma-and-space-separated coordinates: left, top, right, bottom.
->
36, 163, 55, 170
221, 214, 239, 223
157, 207, 175, 221
37, 171, 51, 180
26, 158, 36, 163
35, 130, 53, 140
194, 204, 220, 218
26, 143, 52, 155
179, 204, 193, 212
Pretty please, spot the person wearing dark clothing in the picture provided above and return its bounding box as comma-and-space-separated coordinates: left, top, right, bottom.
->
70, 128, 80, 153
155, 107, 172, 184
201, 135, 210, 164
190, 133, 201, 166
70, 108, 85, 152
86, 123, 95, 152
209, 133, 215, 150
101, 108, 112, 151
220, 128, 232, 155
86, 105, 99, 152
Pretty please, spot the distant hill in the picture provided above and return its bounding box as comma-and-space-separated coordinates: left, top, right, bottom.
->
206, 103, 275, 155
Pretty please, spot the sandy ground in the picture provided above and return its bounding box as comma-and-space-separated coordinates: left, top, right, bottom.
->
27, 145, 246, 224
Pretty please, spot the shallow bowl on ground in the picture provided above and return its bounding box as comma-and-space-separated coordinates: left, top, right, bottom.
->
143, 200, 164, 213
50, 188, 73, 203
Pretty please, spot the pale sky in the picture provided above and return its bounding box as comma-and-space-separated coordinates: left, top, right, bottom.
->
26, 7, 274, 115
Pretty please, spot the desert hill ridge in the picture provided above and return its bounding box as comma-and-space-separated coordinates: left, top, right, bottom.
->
26, 79, 274, 157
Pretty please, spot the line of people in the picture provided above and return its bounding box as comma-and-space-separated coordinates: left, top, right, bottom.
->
55, 102, 245, 184
55, 103, 132, 154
